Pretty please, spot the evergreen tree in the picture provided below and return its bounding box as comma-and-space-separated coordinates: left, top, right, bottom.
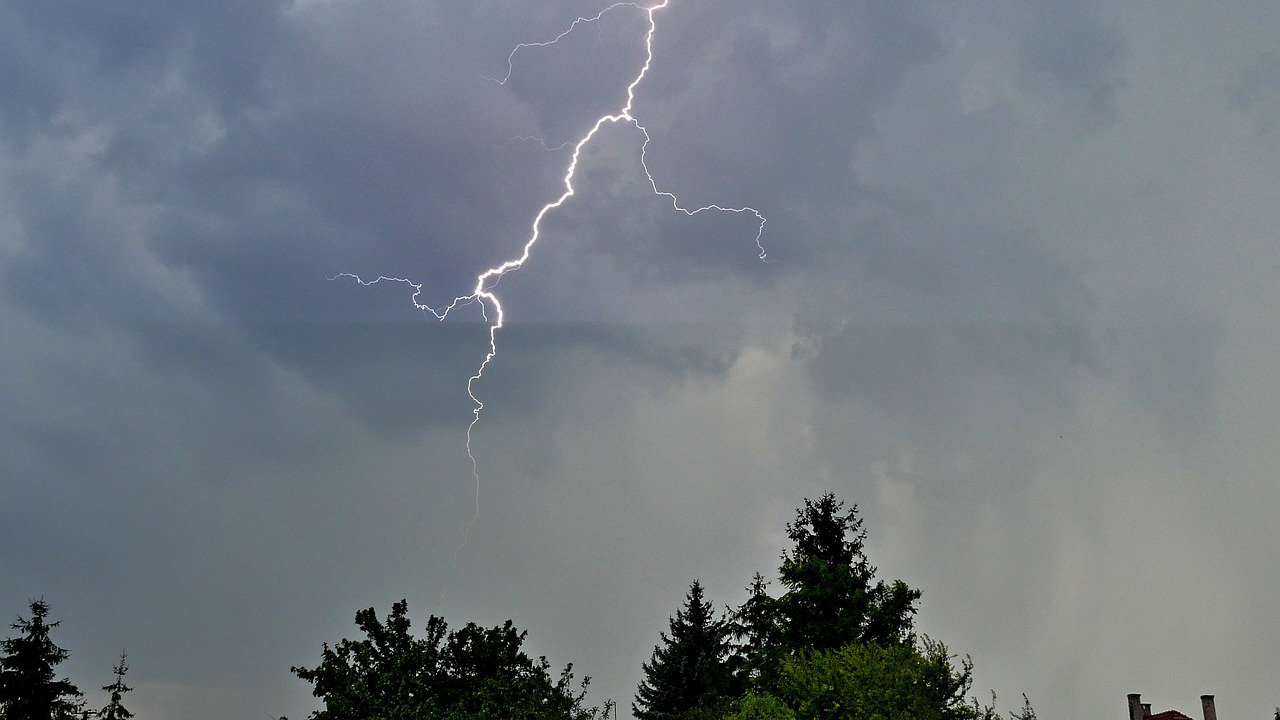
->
634, 581, 735, 720
774, 493, 920, 651
728, 574, 777, 685
99, 652, 133, 720
706, 494, 1014, 719
0, 599, 84, 720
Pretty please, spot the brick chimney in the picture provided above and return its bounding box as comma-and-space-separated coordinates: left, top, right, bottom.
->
1129, 694, 1144, 720
1201, 695, 1218, 720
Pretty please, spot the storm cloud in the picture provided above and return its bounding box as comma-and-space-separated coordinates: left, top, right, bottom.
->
3, 2, 1279, 719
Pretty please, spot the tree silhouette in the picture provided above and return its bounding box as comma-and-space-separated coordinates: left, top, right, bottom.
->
634, 580, 735, 720
0, 599, 84, 720
99, 652, 133, 720
774, 493, 920, 651
292, 598, 606, 720
728, 573, 778, 685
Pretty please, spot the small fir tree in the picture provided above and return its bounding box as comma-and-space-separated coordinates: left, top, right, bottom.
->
729, 573, 778, 685
0, 599, 84, 720
99, 652, 133, 720
633, 581, 735, 720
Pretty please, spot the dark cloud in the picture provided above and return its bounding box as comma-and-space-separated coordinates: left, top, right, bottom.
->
636, 0, 943, 232
3, 2, 1280, 720
1014, 0, 1125, 129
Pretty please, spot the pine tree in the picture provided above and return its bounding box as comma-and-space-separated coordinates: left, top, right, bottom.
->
99, 652, 133, 720
0, 599, 84, 720
633, 581, 735, 720
728, 573, 777, 685
774, 493, 920, 651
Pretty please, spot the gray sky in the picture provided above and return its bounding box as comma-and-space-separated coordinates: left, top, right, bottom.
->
3, 1, 1279, 718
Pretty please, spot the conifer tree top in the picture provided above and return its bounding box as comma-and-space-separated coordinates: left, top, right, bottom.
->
0, 599, 84, 720
774, 494, 920, 651
633, 580, 736, 720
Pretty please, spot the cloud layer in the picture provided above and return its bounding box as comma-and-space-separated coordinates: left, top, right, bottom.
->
3, 2, 1280, 718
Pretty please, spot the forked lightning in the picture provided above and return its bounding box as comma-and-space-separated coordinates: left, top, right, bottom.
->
335, 0, 767, 523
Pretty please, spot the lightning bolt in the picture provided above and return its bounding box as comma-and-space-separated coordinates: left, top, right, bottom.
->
334, 0, 767, 543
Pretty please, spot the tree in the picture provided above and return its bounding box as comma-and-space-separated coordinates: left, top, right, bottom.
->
644, 493, 1019, 720
727, 574, 778, 685
1009, 694, 1037, 720
634, 581, 736, 720
98, 652, 133, 720
291, 599, 607, 720
763, 637, 997, 720
773, 494, 920, 651
0, 599, 84, 720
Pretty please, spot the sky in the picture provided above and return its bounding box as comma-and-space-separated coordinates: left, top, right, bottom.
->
2, 1, 1279, 718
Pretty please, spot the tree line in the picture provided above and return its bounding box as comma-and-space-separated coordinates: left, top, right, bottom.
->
628, 493, 1002, 720
284, 493, 1030, 720
0, 599, 131, 720
4, 493, 1029, 719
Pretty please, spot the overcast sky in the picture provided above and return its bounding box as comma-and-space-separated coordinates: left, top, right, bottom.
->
3, 1, 1280, 718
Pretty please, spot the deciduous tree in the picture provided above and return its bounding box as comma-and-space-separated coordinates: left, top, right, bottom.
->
291, 599, 607, 720
761, 637, 997, 720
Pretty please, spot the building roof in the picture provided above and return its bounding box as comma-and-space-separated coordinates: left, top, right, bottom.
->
1146, 712, 1194, 720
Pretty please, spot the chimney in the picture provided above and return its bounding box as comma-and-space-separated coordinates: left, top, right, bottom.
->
1142, 703, 1152, 717
1128, 694, 1144, 720
1201, 695, 1218, 720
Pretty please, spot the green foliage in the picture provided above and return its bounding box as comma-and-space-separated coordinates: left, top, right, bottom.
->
728, 494, 922, 695
0, 599, 85, 720
286, 493, 1020, 720
633, 581, 736, 720
291, 599, 607, 720
714, 494, 1012, 720
768, 638, 997, 720
725, 693, 796, 720
774, 494, 921, 651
